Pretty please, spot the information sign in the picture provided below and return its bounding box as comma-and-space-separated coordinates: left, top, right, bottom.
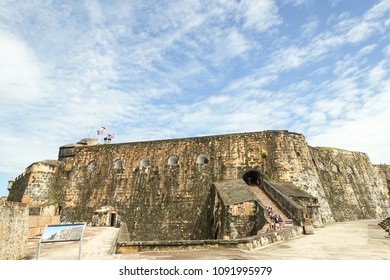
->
37, 223, 86, 260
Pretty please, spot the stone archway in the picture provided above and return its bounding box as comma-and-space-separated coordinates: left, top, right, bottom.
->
243, 170, 262, 186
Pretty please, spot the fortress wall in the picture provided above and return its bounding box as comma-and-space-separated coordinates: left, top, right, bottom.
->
263, 131, 334, 223
0, 201, 28, 260
56, 131, 297, 240
8, 161, 59, 206
56, 131, 336, 240
310, 148, 390, 221
14, 130, 387, 241
58, 136, 220, 240
7, 171, 29, 203
374, 164, 390, 201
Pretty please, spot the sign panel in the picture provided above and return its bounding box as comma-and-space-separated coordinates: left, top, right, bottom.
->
41, 223, 85, 243
37, 223, 86, 260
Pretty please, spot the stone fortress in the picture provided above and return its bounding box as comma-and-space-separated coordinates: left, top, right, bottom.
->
3, 130, 390, 257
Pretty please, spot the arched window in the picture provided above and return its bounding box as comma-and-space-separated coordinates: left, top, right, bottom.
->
168, 156, 178, 166
196, 154, 209, 165
87, 161, 97, 170
113, 159, 122, 170
140, 158, 149, 167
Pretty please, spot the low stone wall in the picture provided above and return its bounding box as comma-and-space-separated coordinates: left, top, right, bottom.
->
116, 222, 303, 253
263, 180, 304, 225
28, 215, 61, 238
0, 201, 29, 260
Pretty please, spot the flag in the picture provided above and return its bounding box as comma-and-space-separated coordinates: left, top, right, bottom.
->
97, 126, 107, 135
108, 134, 115, 139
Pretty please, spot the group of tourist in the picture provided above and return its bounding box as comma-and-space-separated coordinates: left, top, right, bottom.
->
266, 206, 284, 231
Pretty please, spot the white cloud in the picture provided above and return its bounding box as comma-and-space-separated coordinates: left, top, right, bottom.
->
346, 21, 382, 44
84, 0, 104, 24
368, 62, 387, 86
224, 73, 278, 93
212, 28, 251, 64
383, 44, 390, 56
284, 0, 311, 7
308, 89, 390, 164
329, 0, 342, 7
357, 44, 377, 56
364, 0, 390, 21
300, 19, 319, 37
1, 0, 390, 197
0, 30, 46, 102
268, 46, 307, 72
241, 0, 282, 31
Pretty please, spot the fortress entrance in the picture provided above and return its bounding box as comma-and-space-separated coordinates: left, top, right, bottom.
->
243, 170, 262, 186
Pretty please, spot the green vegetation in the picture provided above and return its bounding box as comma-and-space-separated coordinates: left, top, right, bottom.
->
44, 197, 58, 206
318, 146, 349, 152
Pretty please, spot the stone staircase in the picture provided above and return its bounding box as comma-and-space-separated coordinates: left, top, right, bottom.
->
249, 185, 290, 233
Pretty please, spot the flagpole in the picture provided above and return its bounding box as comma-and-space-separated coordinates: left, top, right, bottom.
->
87, 118, 91, 138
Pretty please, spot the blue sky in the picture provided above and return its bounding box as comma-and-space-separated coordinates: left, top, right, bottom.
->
1, 0, 389, 197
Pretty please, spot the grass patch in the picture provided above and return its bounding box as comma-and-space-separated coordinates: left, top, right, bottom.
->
318, 146, 349, 152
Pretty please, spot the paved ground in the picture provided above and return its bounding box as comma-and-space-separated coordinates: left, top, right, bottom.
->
27, 219, 390, 260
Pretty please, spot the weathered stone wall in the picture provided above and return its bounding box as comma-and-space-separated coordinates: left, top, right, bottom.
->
8, 130, 390, 242
210, 186, 225, 239
264, 132, 334, 223
7, 172, 29, 203
116, 223, 304, 252
311, 148, 390, 221
374, 164, 390, 201
225, 201, 263, 239
8, 160, 59, 206
57, 137, 219, 240
262, 180, 305, 225
28, 215, 61, 238
0, 201, 29, 260
57, 131, 315, 240
52, 130, 390, 239
28, 205, 60, 238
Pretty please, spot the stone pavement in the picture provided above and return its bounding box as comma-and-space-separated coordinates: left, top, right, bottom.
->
26, 219, 390, 260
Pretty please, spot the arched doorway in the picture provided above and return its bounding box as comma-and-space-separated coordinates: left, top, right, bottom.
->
243, 170, 262, 186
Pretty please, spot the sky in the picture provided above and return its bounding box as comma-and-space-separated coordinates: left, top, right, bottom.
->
0, 0, 389, 197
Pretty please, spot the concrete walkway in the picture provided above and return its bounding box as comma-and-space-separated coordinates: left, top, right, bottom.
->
26, 219, 390, 260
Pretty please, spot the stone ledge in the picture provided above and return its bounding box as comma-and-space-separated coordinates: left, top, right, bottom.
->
116, 226, 303, 253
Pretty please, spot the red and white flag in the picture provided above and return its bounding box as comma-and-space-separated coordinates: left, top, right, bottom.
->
108, 134, 115, 139
97, 126, 107, 135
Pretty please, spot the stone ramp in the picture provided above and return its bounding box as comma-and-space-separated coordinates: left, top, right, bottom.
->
249, 185, 289, 228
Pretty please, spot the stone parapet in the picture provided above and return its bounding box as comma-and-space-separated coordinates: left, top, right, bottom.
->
0, 201, 29, 260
